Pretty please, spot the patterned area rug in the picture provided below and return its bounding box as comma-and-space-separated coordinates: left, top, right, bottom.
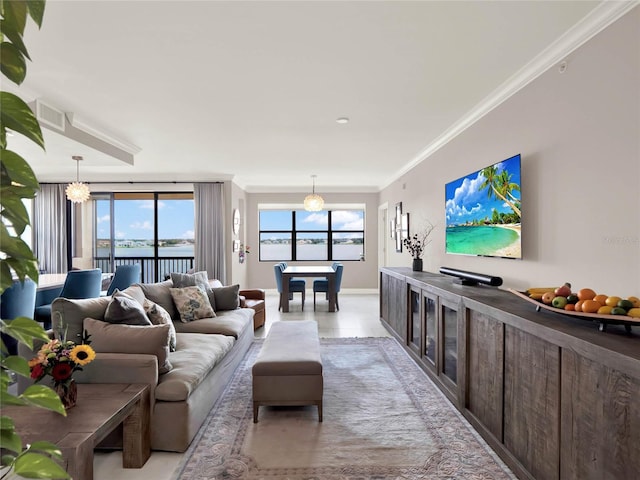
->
173, 337, 515, 479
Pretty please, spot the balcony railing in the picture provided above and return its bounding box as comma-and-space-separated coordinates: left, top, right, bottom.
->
94, 256, 194, 283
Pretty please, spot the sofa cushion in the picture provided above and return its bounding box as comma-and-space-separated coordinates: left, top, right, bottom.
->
104, 290, 152, 325
120, 284, 146, 306
211, 284, 240, 311
170, 271, 209, 289
83, 318, 172, 374
136, 280, 177, 320
154, 332, 235, 402
143, 298, 177, 351
172, 308, 252, 338
170, 286, 215, 322
52, 296, 110, 342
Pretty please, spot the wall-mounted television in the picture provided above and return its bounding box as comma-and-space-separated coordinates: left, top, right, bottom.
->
445, 153, 522, 259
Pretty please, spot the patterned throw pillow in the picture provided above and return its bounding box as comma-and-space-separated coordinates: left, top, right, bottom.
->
169, 286, 215, 322
143, 298, 177, 351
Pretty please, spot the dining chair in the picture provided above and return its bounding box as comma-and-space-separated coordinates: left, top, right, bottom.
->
313, 263, 343, 311
106, 264, 142, 296
1, 278, 37, 356
274, 264, 306, 311
34, 268, 102, 329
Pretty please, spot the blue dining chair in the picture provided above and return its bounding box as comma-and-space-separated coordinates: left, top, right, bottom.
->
274, 264, 306, 311
106, 264, 141, 296
313, 263, 343, 311
34, 269, 102, 329
1, 278, 37, 356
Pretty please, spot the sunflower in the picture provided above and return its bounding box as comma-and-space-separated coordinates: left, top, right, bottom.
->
69, 344, 96, 366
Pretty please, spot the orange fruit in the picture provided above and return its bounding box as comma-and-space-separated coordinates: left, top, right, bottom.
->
564, 304, 575, 311
593, 294, 608, 305
581, 299, 601, 313
574, 300, 585, 312
605, 296, 622, 307
577, 288, 597, 301
627, 296, 640, 308
597, 305, 613, 315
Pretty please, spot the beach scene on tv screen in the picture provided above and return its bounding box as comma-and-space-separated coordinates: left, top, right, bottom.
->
445, 155, 521, 259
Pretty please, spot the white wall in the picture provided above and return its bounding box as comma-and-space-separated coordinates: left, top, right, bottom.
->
379, 8, 640, 297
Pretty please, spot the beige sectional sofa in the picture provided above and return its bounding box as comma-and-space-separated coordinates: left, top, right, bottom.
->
19, 279, 255, 452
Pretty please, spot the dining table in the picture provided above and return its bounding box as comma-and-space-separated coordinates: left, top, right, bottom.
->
281, 265, 337, 313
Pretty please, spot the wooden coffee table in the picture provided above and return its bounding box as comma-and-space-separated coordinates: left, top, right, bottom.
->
4, 383, 150, 480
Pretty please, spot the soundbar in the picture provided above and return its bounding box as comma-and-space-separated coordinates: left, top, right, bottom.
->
439, 267, 503, 287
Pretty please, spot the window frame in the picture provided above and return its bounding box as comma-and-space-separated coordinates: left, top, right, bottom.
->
258, 208, 365, 262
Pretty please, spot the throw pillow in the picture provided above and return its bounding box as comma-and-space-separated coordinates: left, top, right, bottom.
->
104, 290, 151, 325
170, 285, 215, 322
83, 318, 172, 374
170, 271, 216, 310
143, 298, 177, 352
212, 284, 240, 311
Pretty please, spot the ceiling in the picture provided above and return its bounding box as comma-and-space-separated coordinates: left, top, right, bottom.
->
5, 0, 625, 192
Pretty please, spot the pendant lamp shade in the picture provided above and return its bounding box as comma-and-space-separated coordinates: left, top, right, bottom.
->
304, 175, 324, 212
66, 156, 91, 203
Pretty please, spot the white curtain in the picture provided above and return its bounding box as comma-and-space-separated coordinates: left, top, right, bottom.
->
194, 183, 225, 281
34, 184, 67, 273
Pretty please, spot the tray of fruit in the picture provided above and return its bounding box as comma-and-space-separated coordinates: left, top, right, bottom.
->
508, 284, 640, 332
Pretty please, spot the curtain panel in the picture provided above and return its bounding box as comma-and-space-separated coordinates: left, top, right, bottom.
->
33, 184, 67, 273
194, 183, 225, 282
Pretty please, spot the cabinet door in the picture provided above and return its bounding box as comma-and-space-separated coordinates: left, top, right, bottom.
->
408, 286, 421, 355
561, 349, 640, 480
423, 291, 438, 370
504, 326, 560, 480
439, 297, 459, 390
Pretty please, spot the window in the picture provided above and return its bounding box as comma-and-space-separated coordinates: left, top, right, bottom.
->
259, 208, 364, 261
94, 192, 194, 282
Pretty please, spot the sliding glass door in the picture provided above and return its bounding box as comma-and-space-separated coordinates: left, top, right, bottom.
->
94, 192, 194, 282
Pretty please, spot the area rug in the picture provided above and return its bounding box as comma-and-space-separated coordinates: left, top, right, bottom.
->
173, 337, 515, 479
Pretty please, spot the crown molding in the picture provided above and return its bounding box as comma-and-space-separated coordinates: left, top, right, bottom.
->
381, 1, 639, 191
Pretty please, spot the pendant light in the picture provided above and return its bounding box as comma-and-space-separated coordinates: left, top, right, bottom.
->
303, 174, 324, 212
65, 155, 91, 203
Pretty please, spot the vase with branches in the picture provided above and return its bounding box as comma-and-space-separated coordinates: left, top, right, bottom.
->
403, 221, 435, 271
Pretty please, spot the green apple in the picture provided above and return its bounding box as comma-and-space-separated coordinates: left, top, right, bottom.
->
552, 296, 568, 309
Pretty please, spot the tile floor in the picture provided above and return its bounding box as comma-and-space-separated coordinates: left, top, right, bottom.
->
93, 291, 386, 480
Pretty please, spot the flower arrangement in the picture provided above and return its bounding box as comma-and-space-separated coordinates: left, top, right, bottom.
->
28, 337, 96, 386
402, 221, 436, 259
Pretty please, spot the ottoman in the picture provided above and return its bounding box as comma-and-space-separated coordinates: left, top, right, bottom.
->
252, 320, 323, 422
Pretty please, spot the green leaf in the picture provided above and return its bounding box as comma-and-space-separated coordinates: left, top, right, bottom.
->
0, 420, 23, 453
27, 0, 46, 29
1, 186, 32, 234
25, 441, 63, 460
0, 389, 28, 406
13, 452, 70, 479
0, 91, 44, 149
0, 42, 27, 84
0, 317, 49, 349
2, 0, 28, 36
0, 261, 13, 293
21, 385, 67, 416
0, 19, 30, 59
1, 354, 31, 377
1, 149, 40, 189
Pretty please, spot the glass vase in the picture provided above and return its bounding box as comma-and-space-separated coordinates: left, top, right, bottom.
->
54, 379, 77, 409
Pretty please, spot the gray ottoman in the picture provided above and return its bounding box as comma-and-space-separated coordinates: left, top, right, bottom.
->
252, 320, 323, 422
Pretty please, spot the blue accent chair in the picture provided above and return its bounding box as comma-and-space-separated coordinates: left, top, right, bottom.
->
313, 263, 343, 311
34, 269, 102, 329
274, 264, 306, 311
106, 264, 141, 296
1, 278, 37, 356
